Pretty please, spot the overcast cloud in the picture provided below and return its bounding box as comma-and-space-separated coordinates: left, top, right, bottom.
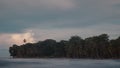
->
0, 0, 120, 51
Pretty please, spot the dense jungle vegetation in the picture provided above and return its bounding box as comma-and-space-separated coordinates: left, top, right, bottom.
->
9, 34, 120, 59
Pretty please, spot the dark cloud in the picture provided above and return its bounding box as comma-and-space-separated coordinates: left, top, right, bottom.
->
0, 0, 120, 33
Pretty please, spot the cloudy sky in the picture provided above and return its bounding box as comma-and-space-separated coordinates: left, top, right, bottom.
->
0, 0, 120, 57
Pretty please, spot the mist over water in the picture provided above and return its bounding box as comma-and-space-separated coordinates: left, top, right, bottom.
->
0, 59, 120, 68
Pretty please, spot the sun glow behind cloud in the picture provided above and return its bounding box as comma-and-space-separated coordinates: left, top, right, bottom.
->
11, 31, 35, 45
0, 31, 35, 49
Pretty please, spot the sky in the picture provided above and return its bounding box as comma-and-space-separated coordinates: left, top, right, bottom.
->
0, 0, 120, 57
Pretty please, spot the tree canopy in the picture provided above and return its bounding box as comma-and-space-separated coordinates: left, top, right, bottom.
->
9, 34, 120, 59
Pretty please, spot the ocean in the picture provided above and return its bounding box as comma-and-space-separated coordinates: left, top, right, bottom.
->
0, 58, 120, 68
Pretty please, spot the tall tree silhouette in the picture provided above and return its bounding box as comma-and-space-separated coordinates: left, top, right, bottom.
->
23, 39, 27, 44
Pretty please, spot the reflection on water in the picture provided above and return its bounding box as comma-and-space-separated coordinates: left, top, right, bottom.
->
0, 58, 120, 68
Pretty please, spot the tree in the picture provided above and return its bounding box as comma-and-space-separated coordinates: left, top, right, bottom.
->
9, 44, 19, 57
110, 36, 120, 58
84, 34, 110, 58
9, 34, 120, 59
23, 39, 27, 44
66, 36, 84, 58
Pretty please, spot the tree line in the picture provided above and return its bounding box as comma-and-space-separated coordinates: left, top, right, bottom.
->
9, 34, 120, 59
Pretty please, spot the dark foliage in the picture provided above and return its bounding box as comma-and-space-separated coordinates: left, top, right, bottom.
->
9, 34, 120, 59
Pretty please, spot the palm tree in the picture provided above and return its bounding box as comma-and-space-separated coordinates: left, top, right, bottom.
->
23, 39, 27, 44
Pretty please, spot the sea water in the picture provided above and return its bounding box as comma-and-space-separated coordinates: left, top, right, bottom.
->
0, 58, 120, 68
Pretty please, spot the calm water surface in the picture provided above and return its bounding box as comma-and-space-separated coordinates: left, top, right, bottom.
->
0, 58, 120, 68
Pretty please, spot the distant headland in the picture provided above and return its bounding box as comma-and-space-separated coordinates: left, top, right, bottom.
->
9, 34, 120, 59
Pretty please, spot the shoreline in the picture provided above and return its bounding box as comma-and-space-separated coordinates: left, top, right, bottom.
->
10, 57, 120, 60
